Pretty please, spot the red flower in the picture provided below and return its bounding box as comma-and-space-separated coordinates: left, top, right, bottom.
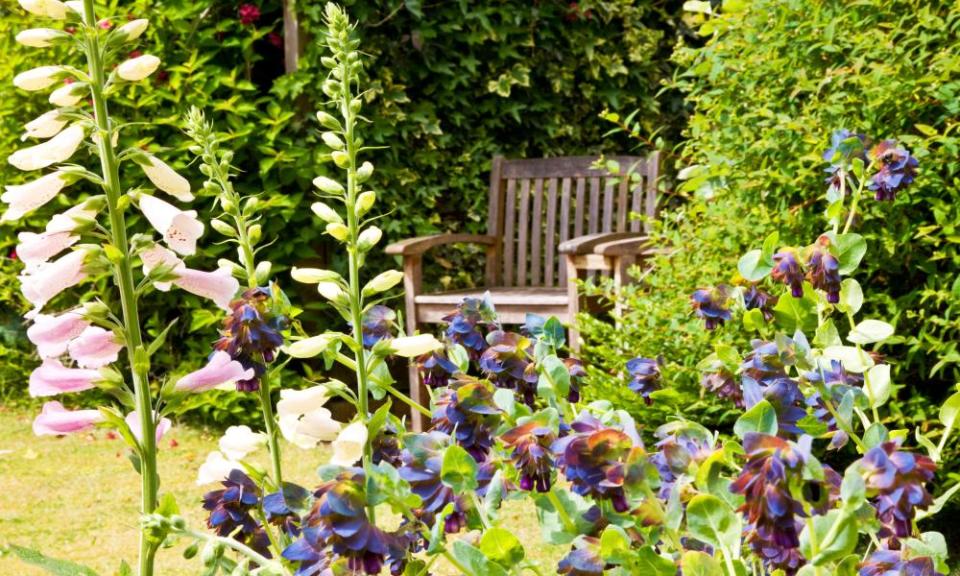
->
238, 4, 261, 26
268, 32, 283, 48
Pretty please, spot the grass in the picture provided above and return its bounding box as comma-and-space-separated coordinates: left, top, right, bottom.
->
0, 406, 564, 575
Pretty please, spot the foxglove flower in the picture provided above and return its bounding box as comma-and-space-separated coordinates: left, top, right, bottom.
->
443, 296, 498, 358
858, 442, 935, 541
742, 284, 777, 321
203, 469, 270, 556
19, 249, 90, 314
868, 140, 918, 201
2, 170, 74, 222
173, 267, 240, 310
125, 411, 171, 443
859, 549, 942, 576
691, 285, 731, 330
138, 154, 193, 202
213, 285, 287, 391
137, 193, 204, 255
196, 451, 242, 485
701, 367, 743, 407
8, 124, 84, 171
49, 82, 85, 107
398, 431, 467, 533
501, 421, 556, 492
730, 433, 809, 574
116, 54, 160, 81
552, 413, 642, 513
330, 421, 367, 467
479, 330, 538, 403
67, 326, 122, 368
806, 235, 841, 303
16, 230, 80, 269
771, 250, 805, 298
13, 65, 64, 91
219, 425, 267, 460
19, 0, 72, 19
389, 333, 442, 357
431, 378, 501, 462
285, 471, 392, 575
27, 310, 89, 357
417, 350, 458, 388
116, 18, 148, 40
29, 358, 102, 396
277, 385, 342, 449
23, 109, 68, 139
625, 357, 660, 404
175, 350, 255, 392
32, 401, 103, 436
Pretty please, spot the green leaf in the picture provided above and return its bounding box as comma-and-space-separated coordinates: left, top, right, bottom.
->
533, 488, 596, 545
837, 279, 863, 315
478, 527, 524, 567
742, 308, 765, 332
917, 482, 960, 520
737, 249, 772, 281
799, 510, 858, 565
772, 287, 818, 333
813, 319, 842, 348
450, 540, 508, 576
686, 494, 742, 559
681, 551, 724, 576
146, 318, 179, 356
863, 422, 889, 448
542, 316, 566, 349
633, 546, 677, 575
733, 399, 777, 439
840, 468, 865, 510
847, 320, 894, 345
863, 364, 891, 409
440, 444, 478, 493
761, 231, 780, 264
939, 390, 960, 430
7, 546, 100, 576
835, 233, 866, 274
540, 355, 570, 399
599, 525, 632, 563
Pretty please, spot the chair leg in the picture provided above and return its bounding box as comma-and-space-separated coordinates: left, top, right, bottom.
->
565, 255, 581, 352
402, 255, 426, 431
612, 255, 635, 320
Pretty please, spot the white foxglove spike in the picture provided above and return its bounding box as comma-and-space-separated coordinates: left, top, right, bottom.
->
23, 109, 68, 140
136, 194, 204, 255
116, 18, 148, 40
1, 170, 73, 221
116, 54, 160, 81
16, 28, 65, 48
140, 155, 193, 202
49, 82, 85, 106
8, 124, 84, 171
13, 66, 64, 91
18, 0, 71, 19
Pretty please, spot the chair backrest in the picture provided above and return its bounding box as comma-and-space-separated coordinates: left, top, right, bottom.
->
487, 154, 659, 287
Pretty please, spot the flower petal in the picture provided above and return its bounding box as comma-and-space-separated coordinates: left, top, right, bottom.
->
8, 124, 84, 171
26, 310, 89, 357
29, 358, 101, 396
32, 401, 103, 436
67, 326, 123, 368
175, 351, 254, 392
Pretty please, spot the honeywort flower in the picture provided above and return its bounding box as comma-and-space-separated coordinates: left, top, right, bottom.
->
771, 249, 805, 298
1, 170, 73, 221
19, 248, 89, 314
730, 433, 809, 575
196, 451, 242, 485
823, 129, 867, 163
762, 378, 807, 437
805, 235, 841, 303
443, 296, 498, 357
389, 333, 443, 357
203, 469, 270, 556
501, 420, 556, 492
277, 385, 342, 449
398, 431, 467, 533
285, 471, 393, 575
116, 54, 160, 81
175, 350, 255, 392
417, 350, 458, 388
691, 285, 731, 330
868, 140, 918, 201
371, 423, 403, 467
18, 0, 72, 19
138, 154, 193, 202
357, 304, 395, 347
213, 285, 287, 391
804, 359, 863, 449
701, 367, 743, 407
136, 193, 204, 255
741, 339, 788, 386
330, 421, 368, 467
16, 230, 79, 269
859, 549, 943, 576
625, 356, 660, 404
219, 425, 267, 460
742, 284, 778, 321
125, 411, 171, 443
858, 441, 935, 541
67, 326, 122, 368
479, 330, 538, 403
431, 378, 501, 462
649, 422, 716, 498
49, 82, 85, 106
32, 401, 103, 435
23, 109, 68, 139
557, 546, 605, 576
27, 310, 89, 357
564, 357, 586, 403
13, 65, 64, 91
8, 124, 84, 171
551, 412, 643, 513
28, 358, 102, 396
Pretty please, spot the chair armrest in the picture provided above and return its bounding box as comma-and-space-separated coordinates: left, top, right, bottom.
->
558, 232, 646, 255
385, 233, 498, 257
592, 236, 656, 256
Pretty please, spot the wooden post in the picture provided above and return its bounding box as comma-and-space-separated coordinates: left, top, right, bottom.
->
403, 255, 425, 431
282, 0, 300, 73
565, 254, 581, 351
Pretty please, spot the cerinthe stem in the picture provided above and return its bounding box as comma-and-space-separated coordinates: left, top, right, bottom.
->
81, 2, 158, 575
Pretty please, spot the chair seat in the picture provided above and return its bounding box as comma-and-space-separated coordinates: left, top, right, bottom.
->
414, 287, 569, 324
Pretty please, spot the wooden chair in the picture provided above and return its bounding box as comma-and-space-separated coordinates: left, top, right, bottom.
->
385, 154, 660, 429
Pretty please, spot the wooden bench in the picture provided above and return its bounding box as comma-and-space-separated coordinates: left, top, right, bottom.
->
385, 154, 660, 429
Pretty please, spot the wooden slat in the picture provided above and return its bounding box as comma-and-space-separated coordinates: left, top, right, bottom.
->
544, 179, 558, 287
630, 175, 643, 233
500, 156, 649, 179
645, 153, 660, 232
559, 178, 572, 285
487, 156, 504, 237
516, 179, 531, 286
574, 178, 585, 238
588, 176, 601, 235
503, 179, 517, 285
602, 178, 615, 233
616, 174, 629, 232
530, 178, 544, 286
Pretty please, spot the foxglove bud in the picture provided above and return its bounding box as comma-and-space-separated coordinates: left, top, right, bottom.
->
16, 28, 66, 47
311, 201, 342, 223
316, 111, 341, 130
316, 281, 345, 302
117, 54, 160, 81
355, 190, 375, 215
312, 175, 344, 194
116, 18, 148, 40
18, 0, 71, 19
363, 270, 403, 295
321, 132, 344, 150
49, 82, 86, 106
247, 224, 262, 245
14, 66, 64, 91
254, 261, 271, 284
390, 334, 443, 357
322, 79, 340, 97
286, 333, 334, 358
210, 219, 236, 237
357, 226, 381, 251
356, 161, 374, 182
321, 56, 338, 69
325, 222, 349, 241
291, 267, 341, 284
331, 150, 349, 168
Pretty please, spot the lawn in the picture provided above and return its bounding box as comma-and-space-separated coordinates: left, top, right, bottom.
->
0, 406, 563, 575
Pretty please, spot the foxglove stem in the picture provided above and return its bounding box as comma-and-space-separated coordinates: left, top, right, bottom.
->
81, 2, 158, 575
